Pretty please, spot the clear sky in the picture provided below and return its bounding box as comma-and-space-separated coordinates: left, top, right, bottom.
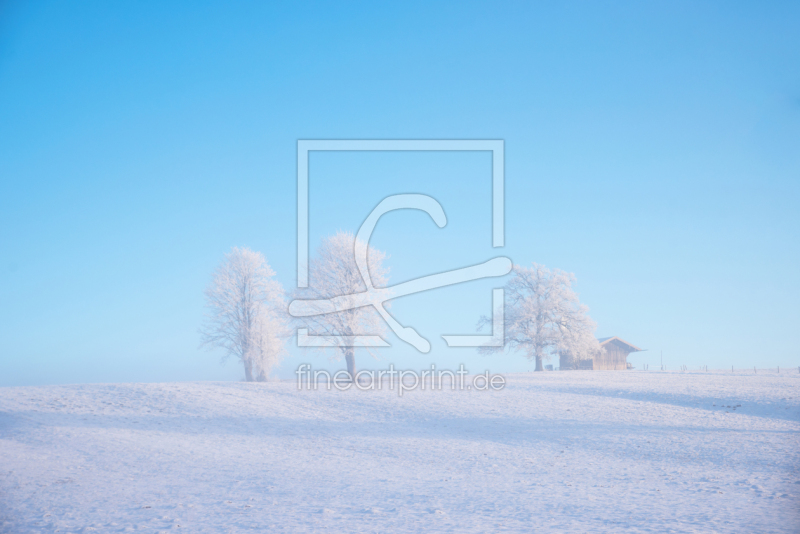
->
1, 1, 798, 385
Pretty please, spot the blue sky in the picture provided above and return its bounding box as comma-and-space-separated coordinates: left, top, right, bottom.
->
1, 1, 798, 385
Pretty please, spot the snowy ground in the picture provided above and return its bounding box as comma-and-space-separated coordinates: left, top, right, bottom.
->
1, 371, 798, 533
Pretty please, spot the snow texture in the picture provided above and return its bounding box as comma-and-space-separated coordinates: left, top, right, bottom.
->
1, 371, 798, 533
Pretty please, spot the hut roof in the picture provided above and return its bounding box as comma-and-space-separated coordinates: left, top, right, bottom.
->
597, 336, 643, 353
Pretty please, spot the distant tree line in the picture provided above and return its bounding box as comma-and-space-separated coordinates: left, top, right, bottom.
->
200, 236, 600, 381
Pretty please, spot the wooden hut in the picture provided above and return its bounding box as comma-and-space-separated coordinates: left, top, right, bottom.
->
593, 336, 643, 370
559, 336, 643, 370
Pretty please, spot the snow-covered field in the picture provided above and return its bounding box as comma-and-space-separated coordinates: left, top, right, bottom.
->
1, 371, 798, 533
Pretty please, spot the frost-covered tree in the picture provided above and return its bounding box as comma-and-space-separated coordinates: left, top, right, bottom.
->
200, 247, 287, 381
294, 231, 388, 379
479, 263, 601, 371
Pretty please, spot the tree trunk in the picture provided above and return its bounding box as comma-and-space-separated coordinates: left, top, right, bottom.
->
345, 348, 356, 381
534, 356, 544, 372
244, 358, 254, 382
